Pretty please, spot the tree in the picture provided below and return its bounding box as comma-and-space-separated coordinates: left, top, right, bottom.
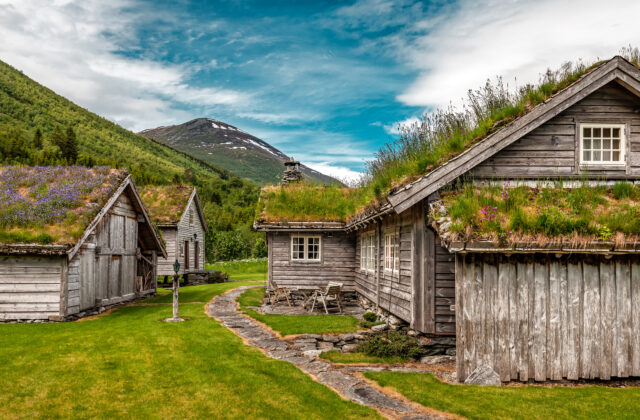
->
49, 126, 65, 155
64, 126, 78, 163
33, 128, 42, 149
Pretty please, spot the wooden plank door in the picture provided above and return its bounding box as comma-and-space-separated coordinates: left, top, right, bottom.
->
184, 241, 190, 271
79, 247, 96, 310
194, 241, 199, 270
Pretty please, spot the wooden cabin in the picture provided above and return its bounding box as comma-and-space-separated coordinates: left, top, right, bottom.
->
255, 56, 640, 382
0, 167, 166, 321
139, 186, 207, 279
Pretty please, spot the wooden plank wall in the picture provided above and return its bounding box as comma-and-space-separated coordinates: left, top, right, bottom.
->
456, 253, 640, 382
471, 83, 640, 178
157, 228, 177, 276
269, 231, 356, 290
0, 256, 64, 320
175, 198, 206, 273
434, 236, 456, 334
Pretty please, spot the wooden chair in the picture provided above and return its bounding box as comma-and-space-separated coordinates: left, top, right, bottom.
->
269, 280, 292, 307
310, 282, 344, 314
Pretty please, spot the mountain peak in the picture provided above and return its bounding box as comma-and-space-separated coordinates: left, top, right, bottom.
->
139, 118, 338, 186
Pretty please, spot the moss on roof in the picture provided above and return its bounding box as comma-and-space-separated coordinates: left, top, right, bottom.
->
138, 185, 194, 224
256, 183, 369, 223
0, 165, 127, 245
435, 182, 640, 245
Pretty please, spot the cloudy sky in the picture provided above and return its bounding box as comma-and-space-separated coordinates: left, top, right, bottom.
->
1, 0, 639, 181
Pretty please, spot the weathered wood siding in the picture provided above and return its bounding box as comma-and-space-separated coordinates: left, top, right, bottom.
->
434, 236, 455, 334
0, 256, 64, 320
157, 228, 177, 276
269, 231, 355, 290
456, 253, 640, 382
175, 198, 206, 273
354, 212, 413, 324
472, 83, 640, 178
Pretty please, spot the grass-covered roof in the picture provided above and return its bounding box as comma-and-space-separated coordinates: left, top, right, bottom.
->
433, 182, 640, 246
138, 185, 194, 225
0, 165, 127, 245
256, 183, 369, 224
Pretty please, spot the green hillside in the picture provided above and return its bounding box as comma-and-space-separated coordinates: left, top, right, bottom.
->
0, 59, 262, 260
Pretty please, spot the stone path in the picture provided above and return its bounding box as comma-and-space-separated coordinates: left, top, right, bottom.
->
207, 286, 453, 420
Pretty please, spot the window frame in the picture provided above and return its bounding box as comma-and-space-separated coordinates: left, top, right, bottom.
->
290, 235, 322, 262
579, 122, 626, 167
360, 232, 376, 273
384, 232, 400, 275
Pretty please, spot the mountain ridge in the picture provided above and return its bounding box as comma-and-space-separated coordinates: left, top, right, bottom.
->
139, 118, 338, 185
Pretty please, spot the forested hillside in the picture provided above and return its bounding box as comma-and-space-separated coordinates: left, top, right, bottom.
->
0, 59, 263, 261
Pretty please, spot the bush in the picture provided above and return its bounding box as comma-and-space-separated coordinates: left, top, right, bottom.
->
356, 331, 424, 360
363, 312, 378, 322
252, 237, 267, 258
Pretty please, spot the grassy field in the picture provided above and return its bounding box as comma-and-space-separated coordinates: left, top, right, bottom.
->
365, 372, 640, 420
237, 287, 361, 336
207, 259, 267, 282
320, 350, 407, 364
0, 281, 378, 420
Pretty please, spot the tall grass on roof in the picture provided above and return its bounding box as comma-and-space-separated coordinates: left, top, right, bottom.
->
439, 181, 640, 246
257, 182, 367, 223
364, 46, 640, 203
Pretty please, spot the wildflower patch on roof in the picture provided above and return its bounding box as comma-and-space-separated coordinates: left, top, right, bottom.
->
431, 182, 640, 247
138, 185, 194, 225
0, 166, 127, 245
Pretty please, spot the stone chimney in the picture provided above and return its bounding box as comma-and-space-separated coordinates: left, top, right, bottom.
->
282, 157, 302, 185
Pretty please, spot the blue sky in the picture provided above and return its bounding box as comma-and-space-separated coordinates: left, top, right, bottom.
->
1, 0, 640, 181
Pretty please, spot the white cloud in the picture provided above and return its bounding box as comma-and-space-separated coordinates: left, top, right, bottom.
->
396, 0, 640, 109
305, 162, 364, 185
0, 0, 247, 131
383, 115, 420, 135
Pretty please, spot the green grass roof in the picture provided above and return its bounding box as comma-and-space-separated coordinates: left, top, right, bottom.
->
138, 185, 193, 224
0, 165, 127, 245
436, 182, 640, 245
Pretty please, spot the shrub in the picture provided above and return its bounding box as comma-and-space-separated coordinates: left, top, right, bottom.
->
363, 312, 377, 322
357, 330, 424, 360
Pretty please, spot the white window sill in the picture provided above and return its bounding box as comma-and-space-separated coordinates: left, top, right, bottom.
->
291, 259, 321, 263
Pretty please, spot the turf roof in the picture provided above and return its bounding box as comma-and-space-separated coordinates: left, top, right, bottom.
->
138, 185, 194, 225
433, 182, 640, 246
0, 165, 127, 245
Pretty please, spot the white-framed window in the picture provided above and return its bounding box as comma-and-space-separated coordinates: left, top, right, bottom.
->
384, 232, 399, 273
580, 123, 625, 165
291, 235, 321, 261
360, 232, 376, 272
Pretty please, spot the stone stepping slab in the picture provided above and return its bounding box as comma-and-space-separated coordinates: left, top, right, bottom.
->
207, 286, 452, 420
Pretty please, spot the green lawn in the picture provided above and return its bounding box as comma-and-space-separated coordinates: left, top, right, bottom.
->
207, 258, 267, 281
148, 281, 262, 303
237, 288, 361, 336
320, 350, 407, 364
0, 282, 379, 419
365, 372, 640, 420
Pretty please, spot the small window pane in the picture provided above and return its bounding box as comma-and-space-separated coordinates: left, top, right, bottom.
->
613, 151, 621, 161
583, 139, 590, 149
593, 151, 601, 161
583, 127, 591, 137
593, 139, 601, 149
613, 128, 620, 137
603, 128, 611, 137
613, 139, 620, 149
604, 139, 611, 149
593, 128, 601, 137
583, 150, 590, 161
603, 151, 611, 161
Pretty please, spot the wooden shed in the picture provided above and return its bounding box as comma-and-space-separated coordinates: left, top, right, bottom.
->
0, 166, 166, 321
255, 56, 640, 382
139, 185, 207, 278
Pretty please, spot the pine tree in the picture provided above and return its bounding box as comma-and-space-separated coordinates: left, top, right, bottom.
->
50, 126, 65, 153
33, 128, 42, 149
64, 126, 78, 163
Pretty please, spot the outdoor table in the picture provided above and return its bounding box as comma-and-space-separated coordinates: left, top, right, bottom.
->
292, 287, 320, 310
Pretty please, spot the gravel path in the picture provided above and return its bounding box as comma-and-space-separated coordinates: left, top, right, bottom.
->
207, 286, 453, 420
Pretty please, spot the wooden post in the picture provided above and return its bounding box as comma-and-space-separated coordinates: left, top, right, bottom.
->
172, 273, 179, 319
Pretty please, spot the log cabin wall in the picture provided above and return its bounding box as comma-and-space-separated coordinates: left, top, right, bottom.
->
268, 231, 356, 290
471, 83, 640, 179
456, 252, 640, 383
0, 256, 65, 320
434, 235, 455, 334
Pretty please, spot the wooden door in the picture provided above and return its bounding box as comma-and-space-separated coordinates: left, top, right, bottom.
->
411, 205, 436, 334
194, 241, 199, 270
184, 241, 190, 270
